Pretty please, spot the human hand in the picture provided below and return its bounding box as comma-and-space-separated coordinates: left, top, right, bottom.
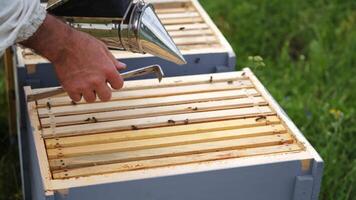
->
52, 30, 126, 102
21, 14, 126, 102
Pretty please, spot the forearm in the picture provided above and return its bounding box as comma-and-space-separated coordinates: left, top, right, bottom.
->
20, 14, 73, 63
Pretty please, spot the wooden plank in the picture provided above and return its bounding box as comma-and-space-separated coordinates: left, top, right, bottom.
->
41, 105, 274, 138
157, 12, 200, 19
155, 7, 195, 14
37, 88, 260, 117
33, 71, 247, 100
45, 115, 281, 149
173, 35, 217, 45
47, 124, 287, 159
36, 80, 253, 107
178, 43, 221, 50
165, 23, 209, 31
40, 96, 266, 128
151, 1, 191, 9
52, 144, 302, 179
161, 17, 203, 25
39, 71, 246, 94
169, 29, 214, 37
49, 134, 293, 170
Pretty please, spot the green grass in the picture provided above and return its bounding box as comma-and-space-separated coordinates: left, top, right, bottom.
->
201, 0, 356, 199
0, 0, 355, 199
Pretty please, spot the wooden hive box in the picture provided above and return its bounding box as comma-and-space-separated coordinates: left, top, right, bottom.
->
25, 68, 323, 200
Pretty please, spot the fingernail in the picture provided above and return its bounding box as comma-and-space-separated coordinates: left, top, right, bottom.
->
119, 62, 127, 69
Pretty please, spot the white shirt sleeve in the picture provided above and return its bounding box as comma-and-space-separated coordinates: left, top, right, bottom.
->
0, 0, 47, 52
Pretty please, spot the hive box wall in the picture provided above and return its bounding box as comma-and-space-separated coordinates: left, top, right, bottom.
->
25, 110, 52, 200
48, 160, 310, 200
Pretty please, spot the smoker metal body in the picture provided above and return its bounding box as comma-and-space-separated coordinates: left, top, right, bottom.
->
17, 0, 236, 85
47, 0, 187, 64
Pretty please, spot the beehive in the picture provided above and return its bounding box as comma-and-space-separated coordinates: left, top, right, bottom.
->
25, 68, 323, 200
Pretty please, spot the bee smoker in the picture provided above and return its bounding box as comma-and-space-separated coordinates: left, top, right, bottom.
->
46, 0, 187, 65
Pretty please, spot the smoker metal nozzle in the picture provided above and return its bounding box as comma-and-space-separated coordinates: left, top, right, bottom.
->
47, 0, 187, 65
129, 2, 187, 65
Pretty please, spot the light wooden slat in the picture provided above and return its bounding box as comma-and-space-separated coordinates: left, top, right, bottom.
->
38, 88, 259, 117
33, 71, 246, 96
155, 7, 195, 14
42, 105, 274, 138
47, 124, 286, 159
41, 96, 266, 128
52, 144, 301, 179
34, 72, 247, 102
36, 80, 253, 107
33, 71, 235, 101
178, 43, 221, 50
173, 36, 217, 45
49, 134, 293, 170
169, 29, 214, 37
45, 116, 281, 149
157, 12, 200, 19
161, 17, 203, 25
151, 1, 191, 10
165, 23, 209, 31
